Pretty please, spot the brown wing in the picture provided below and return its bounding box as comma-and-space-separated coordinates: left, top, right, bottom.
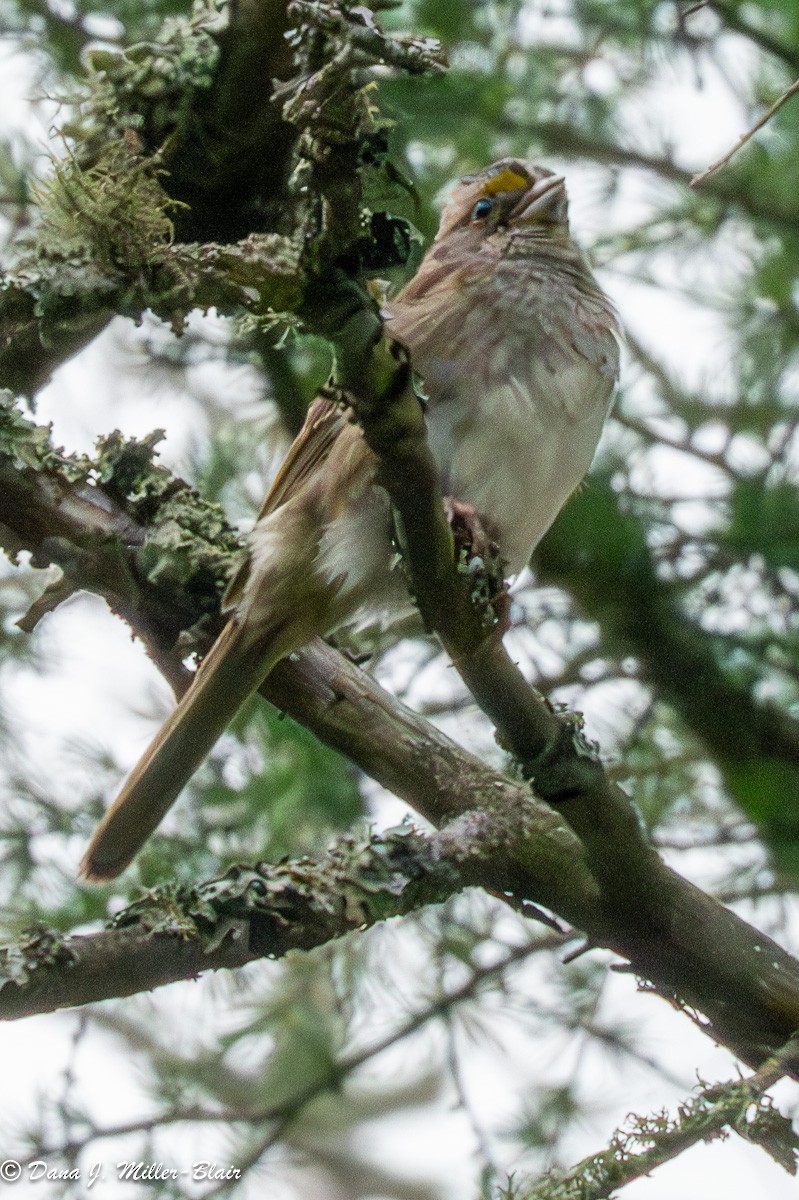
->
257, 395, 347, 519
224, 395, 349, 611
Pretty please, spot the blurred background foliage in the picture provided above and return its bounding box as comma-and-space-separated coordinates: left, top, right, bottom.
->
1, 1, 799, 1197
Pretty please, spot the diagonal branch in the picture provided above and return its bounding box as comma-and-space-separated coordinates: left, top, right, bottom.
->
326, 301, 799, 1070
691, 76, 799, 187
330, 302, 663, 941
0, 234, 304, 397
704, 0, 799, 74
0, 820, 561, 1019
2, 396, 799, 1071
522, 1033, 799, 1198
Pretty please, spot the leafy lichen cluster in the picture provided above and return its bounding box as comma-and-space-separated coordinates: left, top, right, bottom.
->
0, 923, 76, 990
16, 2, 226, 275
0, 392, 241, 649
67, 1, 226, 169
110, 824, 454, 953
93, 428, 243, 624
0, 388, 89, 483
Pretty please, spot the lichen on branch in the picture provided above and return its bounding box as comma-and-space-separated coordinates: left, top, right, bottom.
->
0, 824, 467, 1017
0, 392, 241, 666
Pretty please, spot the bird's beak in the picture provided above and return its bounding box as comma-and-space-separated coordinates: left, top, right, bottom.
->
512, 174, 567, 226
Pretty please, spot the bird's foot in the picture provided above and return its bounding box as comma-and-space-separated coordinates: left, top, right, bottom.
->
444, 497, 510, 634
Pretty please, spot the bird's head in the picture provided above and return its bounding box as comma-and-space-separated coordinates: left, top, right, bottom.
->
436, 160, 569, 243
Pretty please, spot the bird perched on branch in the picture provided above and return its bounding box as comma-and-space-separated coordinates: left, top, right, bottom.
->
81, 159, 620, 881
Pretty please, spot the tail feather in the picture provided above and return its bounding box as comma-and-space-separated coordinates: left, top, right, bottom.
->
80, 620, 280, 882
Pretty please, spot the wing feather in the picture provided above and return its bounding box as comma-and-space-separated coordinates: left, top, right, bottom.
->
258, 396, 346, 518
225, 396, 348, 610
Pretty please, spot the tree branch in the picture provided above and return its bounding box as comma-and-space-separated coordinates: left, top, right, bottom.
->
0, 234, 304, 397
4, 5, 798, 1190
0, 820, 542, 1019
3, 395, 799, 1069
531, 121, 799, 232
520, 1034, 799, 1198
691, 76, 799, 187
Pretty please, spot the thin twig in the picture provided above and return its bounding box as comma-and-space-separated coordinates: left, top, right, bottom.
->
237, 935, 561, 1154
522, 1033, 799, 1199
679, 2, 709, 19
691, 77, 799, 187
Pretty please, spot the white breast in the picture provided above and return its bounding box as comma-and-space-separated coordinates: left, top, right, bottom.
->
424, 355, 613, 575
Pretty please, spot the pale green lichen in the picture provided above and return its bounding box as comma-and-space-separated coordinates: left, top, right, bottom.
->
21, 0, 227, 272
0, 395, 242, 630
92, 428, 243, 611
108, 826, 456, 955
32, 139, 184, 270
0, 389, 91, 481
0, 924, 75, 990
500, 1068, 799, 1199
68, 0, 226, 162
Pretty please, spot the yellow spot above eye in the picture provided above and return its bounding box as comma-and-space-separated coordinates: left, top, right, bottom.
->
481, 167, 530, 197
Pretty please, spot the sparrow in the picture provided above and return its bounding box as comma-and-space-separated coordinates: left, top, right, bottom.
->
81, 159, 620, 881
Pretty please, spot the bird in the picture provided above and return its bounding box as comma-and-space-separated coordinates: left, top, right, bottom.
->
81, 159, 620, 881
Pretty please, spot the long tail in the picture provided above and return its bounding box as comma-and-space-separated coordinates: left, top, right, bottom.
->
80, 620, 281, 882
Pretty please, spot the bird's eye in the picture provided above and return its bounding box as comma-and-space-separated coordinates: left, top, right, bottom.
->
471, 197, 493, 221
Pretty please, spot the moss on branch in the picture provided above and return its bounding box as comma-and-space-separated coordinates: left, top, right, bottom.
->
1, 0, 435, 397
3, 387, 799, 1067
516, 1036, 799, 1199
0, 823, 489, 1018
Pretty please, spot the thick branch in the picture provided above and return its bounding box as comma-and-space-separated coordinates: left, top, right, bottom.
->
329, 306, 799, 1069
152, 0, 443, 240
534, 472, 799, 866
0, 822, 515, 1018
3, 400, 799, 1069
331, 308, 659, 936
158, 0, 297, 242
0, 234, 304, 397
